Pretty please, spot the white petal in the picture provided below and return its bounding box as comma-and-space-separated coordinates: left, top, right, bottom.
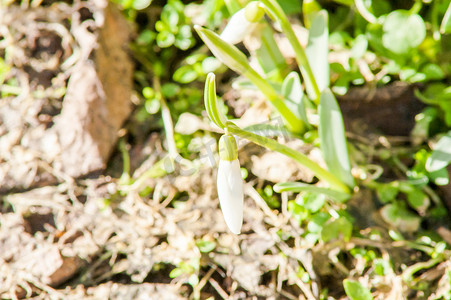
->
217, 159, 244, 234
220, 8, 258, 45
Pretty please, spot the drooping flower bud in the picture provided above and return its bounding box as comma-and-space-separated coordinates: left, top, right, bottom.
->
220, 1, 264, 45
217, 134, 243, 234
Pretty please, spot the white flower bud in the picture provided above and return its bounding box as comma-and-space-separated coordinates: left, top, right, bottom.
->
217, 159, 244, 234
217, 134, 243, 234
220, 8, 259, 45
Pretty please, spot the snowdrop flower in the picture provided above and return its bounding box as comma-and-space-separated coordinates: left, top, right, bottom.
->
220, 2, 265, 45
217, 134, 243, 234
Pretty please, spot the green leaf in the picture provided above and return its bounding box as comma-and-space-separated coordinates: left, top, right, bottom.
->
305, 10, 329, 93
302, 0, 322, 29
375, 182, 398, 203
173, 65, 198, 83
429, 167, 449, 186
196, 240, 216, 253
204, 73, 227, 129
156, 31, 175, 48
132, 0, 151, 10
277, 0, 302, 14
380, 203, 421, 232
319, 89, 355, 188
224, 0, 242, 14
411, 107, 438, 145
406, 189, 429, 213
321, 216, 352, 242
169, 267, 184, 278
441, 2, 451, 34
382, 10, 425, 55
426, 131, 451, 172
343, 279, 373, 300
303, 193, 326, 213
281, 72, 311, 130
307, 212, 330, 233
351, 34, 368, 59
256, 25, 287, 79
421, 64, 445, 81
194, 25, 250, 76
287, 200, 309, 224
274, 182, 351, 202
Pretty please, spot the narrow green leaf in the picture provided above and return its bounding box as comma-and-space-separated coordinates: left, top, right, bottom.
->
426, 131, 451, 172
256, 25, 287, 79
441, 2, 451, 34
319, 89, 355, 188
343, 279, 373, 300
204, 73, 227, 129
281, 72, 311, 130
274, 182, 350, 202
194, 25, 250, 75
305, 10, 329, 94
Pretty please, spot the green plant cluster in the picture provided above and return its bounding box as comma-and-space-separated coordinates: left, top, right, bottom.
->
113, 0, 451, 298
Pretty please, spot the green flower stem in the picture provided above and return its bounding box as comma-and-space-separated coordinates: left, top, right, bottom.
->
260, 0, 321, 103
226, 121, 350, 194
194, 26, 304, 133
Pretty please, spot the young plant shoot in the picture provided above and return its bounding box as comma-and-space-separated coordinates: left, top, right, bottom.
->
205, 73, 244, 234
201, 0, 356, 233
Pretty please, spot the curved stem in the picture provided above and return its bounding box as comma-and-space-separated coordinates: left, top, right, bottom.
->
226, 122, 350, 193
